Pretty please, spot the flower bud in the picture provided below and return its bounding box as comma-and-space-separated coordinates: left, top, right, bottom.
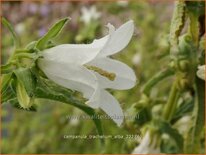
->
16, 81, 34, 109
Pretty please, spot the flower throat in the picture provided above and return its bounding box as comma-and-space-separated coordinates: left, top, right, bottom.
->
85, 65, 116, 81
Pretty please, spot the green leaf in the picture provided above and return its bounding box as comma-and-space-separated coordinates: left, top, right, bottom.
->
171, 97, 194, 124
2, 17, 20, 47
34, 76, 104, 144
1, 73, 16, 103
135, 107, 151, 127
159, 121, 184, 153
1, 73, 13, 93
36, 18, 70, 50
169, 0, 186, 57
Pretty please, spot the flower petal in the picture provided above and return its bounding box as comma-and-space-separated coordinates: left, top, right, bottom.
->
41, 43, 103, 65
97, 20, 134, 57
38, 58, 98, 101
87, 57, 137, 90
99, 90, 124, 126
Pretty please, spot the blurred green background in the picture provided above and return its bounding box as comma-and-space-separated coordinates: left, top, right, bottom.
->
1, 1, 173, 154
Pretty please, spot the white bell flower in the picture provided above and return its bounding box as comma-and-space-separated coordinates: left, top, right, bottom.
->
132, 131, 160, 154
196, 65, 205, 81
38, 20, 136, 126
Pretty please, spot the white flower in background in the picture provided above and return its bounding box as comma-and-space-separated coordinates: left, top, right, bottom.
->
15, 23, 25, 35
196, 65, 205, 81
132, 131, 160, 154
132, 53, 142, 65
80, 6, 101, 25
38, 20, 136, 126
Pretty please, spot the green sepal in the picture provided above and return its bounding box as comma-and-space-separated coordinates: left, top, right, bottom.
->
13, 68, 36, 97
9, 98, 37, 112
25, 41, 37, 50
36, 18, 70, 50
16, 81, 35, 109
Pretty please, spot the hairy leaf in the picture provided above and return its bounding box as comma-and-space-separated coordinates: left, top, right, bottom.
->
9, 98, 37, 112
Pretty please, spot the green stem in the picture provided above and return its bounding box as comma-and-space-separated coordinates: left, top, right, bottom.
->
162, 81, 180, 121
142, 68, 174, 95
185, 77, 205, 153
8, 49, 31, 62
14, 53, 36, 59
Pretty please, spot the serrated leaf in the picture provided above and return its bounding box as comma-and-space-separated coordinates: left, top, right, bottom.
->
2, 17, 20, 47
34, 77, 104, 144
9, 98, 37, 112
36, 18, 70, 50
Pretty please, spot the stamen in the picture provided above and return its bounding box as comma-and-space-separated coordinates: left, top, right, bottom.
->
85, 65, 116, 81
